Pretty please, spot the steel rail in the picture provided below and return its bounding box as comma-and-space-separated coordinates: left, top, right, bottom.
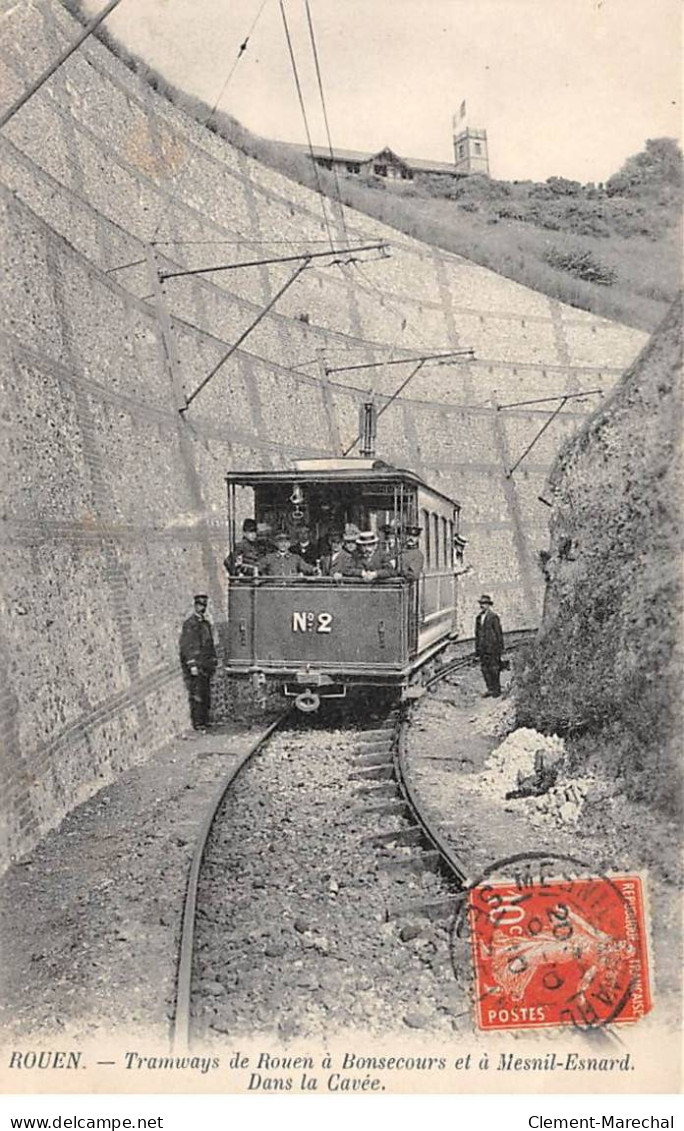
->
391, 632, 536, 886
172, 710, 290, 1052
393, 630, 624, 1051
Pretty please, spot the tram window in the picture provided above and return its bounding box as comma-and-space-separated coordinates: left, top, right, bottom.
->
432, 514, 440, 571
441, 517, 448, 567
448, 519, 454, 566
422, 509, 430, 566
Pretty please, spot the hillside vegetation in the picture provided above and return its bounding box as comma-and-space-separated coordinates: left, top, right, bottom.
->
515, 294, 682, 817
61, 1, 682, 330
261, 136, 682, 331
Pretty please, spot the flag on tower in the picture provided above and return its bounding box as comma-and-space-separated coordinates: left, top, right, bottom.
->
459, 99, 466, 119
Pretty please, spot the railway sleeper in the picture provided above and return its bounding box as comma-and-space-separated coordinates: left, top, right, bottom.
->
353, 739, 395, 753
353, 750, 395, 767
364, 826, 424, 848
358, 799, 410, 818
349, 762, 394, 782
353, 780, 401, 799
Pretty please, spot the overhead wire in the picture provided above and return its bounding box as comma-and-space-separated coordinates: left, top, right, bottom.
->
149, 0, 271, 244
279, 0, 335, 251
304, 0, 350, 248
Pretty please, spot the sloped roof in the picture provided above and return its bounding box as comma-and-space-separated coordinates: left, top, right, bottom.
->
286, 142, 459, 174
288, 143, 371, 163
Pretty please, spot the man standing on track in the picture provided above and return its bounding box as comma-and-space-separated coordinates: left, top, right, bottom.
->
179, 594, 217, 732
475, 593, 504, 698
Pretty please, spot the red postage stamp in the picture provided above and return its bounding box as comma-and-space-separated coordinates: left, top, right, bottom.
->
467, 868, 651, 1032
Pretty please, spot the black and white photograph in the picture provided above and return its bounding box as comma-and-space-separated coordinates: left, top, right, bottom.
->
0, 0, 681, 1109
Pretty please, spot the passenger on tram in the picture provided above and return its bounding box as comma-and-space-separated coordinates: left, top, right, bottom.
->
399, 525, 424, 581
224, 517, 261, 577
256, 521, 275, 557
260, 530, 317, 578
320, 531, 344, 576
380, 522, 400, 571
343, 530, 396, 582
330, 525, 362, 581
290, 525, 319, 567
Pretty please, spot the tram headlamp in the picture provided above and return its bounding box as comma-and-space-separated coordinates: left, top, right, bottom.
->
290, 484, 304, 506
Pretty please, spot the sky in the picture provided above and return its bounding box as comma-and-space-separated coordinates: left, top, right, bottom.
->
83, 0, 682, 183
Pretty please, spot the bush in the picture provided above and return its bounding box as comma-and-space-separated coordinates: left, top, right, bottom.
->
546, 175, 583, 196
543, 246, 617, 285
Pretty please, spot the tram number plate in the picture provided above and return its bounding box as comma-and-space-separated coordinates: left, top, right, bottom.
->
292, 611, 333, 634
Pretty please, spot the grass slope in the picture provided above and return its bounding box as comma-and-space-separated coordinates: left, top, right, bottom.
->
59, 0, 682, 331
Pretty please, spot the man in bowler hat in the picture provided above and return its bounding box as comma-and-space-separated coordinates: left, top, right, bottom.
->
179, 594, 217, 731
475, 594, 504, 697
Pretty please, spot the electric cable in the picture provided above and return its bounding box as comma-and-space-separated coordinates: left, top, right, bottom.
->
279, 0, 335, 251
304, 0, 350, 247
150, 0, 271, 244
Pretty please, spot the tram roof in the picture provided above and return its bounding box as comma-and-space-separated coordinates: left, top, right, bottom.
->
225, 459, 460, 509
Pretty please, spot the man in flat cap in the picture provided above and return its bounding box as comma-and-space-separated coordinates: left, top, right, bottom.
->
179, 594, 217, 732
475, 594, 504, 697
399, 525, 424, 581
224, 518, 261, 577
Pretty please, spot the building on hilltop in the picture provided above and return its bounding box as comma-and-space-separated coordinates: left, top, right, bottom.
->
452, 99, 490, 175
288, 111, 490, 181
453, 125, 490, 176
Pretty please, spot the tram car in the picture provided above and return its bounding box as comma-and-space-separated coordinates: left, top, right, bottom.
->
224, 458, 466, 711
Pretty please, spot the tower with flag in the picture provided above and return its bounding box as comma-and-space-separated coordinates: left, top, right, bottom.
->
453, 100, 490, 175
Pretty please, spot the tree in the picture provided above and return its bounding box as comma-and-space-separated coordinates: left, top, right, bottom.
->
606, 138, 683, 198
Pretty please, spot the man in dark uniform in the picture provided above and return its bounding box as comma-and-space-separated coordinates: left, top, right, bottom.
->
344, 531, 395, 581
475, 594, 504, 698
179, 594, 218, 731
290, 525, 319, 568
224, 518, 261, 577
399, 525, 424, 581
260, 530, 317, 578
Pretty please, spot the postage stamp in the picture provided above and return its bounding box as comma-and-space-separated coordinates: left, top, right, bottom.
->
452, 853, 652, 1032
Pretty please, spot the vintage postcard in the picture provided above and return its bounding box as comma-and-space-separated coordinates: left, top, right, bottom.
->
0, 0, 681, 1101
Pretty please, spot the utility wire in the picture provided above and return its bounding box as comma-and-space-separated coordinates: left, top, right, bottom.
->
0, 0, 125, 130
220, 0, 271, 94
305, 0, 350, 247
279, 0, 335, 251
150, 0, 271, 244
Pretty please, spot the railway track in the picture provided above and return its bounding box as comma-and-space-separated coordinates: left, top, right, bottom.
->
171, 632, 536, 1049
